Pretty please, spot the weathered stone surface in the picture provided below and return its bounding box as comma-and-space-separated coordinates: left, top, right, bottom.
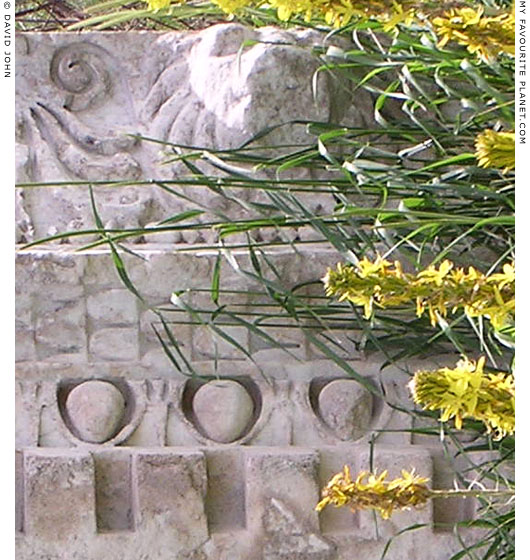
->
87, 289, 138, 325
93, 449, 133, 531
16, 382, 42, 447
193, 380, 254, 443
263, 498, 336, 560
192, 325, 249, 361
89, 327, 138, 361
15, 26, 481, 559
35, 299, 87, 360
126, 379, 174, 447
65, 380, 126, 443
15, 26, 373, 242
203, 448, 246, 532
132, 450, 209, 554
15, 329, 36, 362
23, 448, 97, 540
318, 380, 373, 441
245, 448, 321, 535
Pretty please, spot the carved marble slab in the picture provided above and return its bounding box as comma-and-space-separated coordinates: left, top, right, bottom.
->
15, 25, 373, 243
15, 27, 481, 560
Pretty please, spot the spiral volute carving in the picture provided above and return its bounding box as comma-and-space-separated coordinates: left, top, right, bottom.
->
50, 42, 113, 112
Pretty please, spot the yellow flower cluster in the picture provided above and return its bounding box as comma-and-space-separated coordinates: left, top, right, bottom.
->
432, 5, 515, 61
316, 465, 431, 518
475, 130, 516, 173
208, 0, 418, 29
211, 0, 250, 14
143, 0, 514, 61
323, 257, 515, 330
147, 0, 171, 10
409, 356, 515, 438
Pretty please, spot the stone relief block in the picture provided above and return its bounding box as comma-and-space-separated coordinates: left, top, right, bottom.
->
15, 367, 408, 452
15, 444, 477, 560
64, 380, 127, 443
15, 250, 86, 285
16, 381, 43, 447
53, 378, 141, 448
83, 250, 127, 288
15, 292, 33, 331
192, 380, 255, 443
23, 448, 97, 541
132, 449, 209, 553
15, 450, 24, 534
249, 325, 308, 362
262, 498, 336, 560
126, 379, 177, 447
203, 448, 246, 533
15, 330, 36, 363
35, 299, 87, 360
15, 26, 374, 243
245, 448, 321, 534
192, 325, 249, 361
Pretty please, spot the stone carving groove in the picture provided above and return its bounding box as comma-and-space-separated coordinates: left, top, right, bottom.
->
17, 374, 392, 450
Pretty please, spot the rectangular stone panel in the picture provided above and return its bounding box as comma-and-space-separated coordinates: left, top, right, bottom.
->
245, 447, 320, 534
132, 449, 208, 543
192, 325, 249, 361
93, 449, 133, 532
23, 448, 97, 540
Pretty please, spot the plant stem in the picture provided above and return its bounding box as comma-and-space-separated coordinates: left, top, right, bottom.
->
430, 489, 514, 499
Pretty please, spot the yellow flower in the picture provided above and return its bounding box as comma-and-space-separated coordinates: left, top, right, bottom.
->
475, 130, 515, 173
323, 257, 514, 330
416, 259, 453, 287
211, 0, 250, 14
316, 466, 431, 519
147, 0, 171, 10
431, 6, 515, 61
409, 357, 515, 438
379, 1, 415, 33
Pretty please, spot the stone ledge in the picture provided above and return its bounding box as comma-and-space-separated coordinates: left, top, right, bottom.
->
16, 445, 474, 560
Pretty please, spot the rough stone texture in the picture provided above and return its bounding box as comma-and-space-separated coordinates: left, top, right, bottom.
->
132, 449, 209, 557
23, 448, 97, 541
193, 380, 254, 443
15, 25, 372, 243
318, 380, 373, 441
87, 289, 138, 325
65, 380, 126, 443
263, 498, 335, 560
89, 327, 139, 362
245, 448, 321, 536
126, 379, 176, 447
93, 449, 133, 531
